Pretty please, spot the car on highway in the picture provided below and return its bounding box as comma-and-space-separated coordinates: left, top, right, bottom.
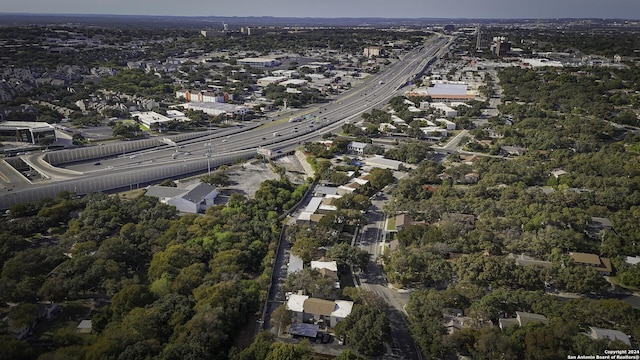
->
94, 162, 101, 165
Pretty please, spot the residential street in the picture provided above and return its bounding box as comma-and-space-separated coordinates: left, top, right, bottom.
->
355, 195, 422, 360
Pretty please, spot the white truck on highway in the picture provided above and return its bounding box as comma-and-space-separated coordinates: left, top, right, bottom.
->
273, 132, 279, 137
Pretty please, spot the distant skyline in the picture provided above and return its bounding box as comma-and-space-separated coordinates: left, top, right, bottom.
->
2, 0, 639, 20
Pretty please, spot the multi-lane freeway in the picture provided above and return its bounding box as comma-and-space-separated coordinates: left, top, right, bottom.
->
0, 34, 451, 209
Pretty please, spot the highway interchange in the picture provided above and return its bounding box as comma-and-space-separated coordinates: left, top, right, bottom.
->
0, 34, 451, 209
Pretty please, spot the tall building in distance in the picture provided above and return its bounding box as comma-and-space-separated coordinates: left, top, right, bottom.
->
494, 36, 512, 57
363, 46, 383, 58
475, 26, 490, 50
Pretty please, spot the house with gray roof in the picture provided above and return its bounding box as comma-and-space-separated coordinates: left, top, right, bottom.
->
499, 311, 548, 331
145, 182, 218, 214
588, 327, 631, 346
347, 141, 370, 155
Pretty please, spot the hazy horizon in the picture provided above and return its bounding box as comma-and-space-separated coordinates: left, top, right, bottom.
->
1, 0, 639, 20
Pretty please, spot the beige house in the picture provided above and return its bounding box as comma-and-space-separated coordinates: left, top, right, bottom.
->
569, 252, 612, 275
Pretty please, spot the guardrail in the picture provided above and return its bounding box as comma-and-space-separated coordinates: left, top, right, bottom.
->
0, 151, 255, 210
44, 132, 210, 165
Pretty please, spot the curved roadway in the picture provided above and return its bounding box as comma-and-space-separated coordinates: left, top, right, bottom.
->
0, 34, 451, 209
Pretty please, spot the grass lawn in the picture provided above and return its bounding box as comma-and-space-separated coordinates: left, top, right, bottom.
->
607, 276, 638, 292
387, 216, 396, 231
117, 188, 146, 200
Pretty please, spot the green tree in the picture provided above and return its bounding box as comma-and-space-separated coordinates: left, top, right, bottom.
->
265, 341, 311, 360
201, 172, 231, 187
8, 303, 38, 331
270, 304, 292, 336
369, 168, 395, 189
110, 284, 155, 320
334, 305, 390, 356
327, 242, 370, 270
232, 331, 275, 360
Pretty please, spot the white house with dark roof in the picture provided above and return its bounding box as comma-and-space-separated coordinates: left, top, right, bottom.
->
145, 182, 218, 214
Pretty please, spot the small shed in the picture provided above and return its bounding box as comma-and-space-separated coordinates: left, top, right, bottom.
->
76, 320, 92, 334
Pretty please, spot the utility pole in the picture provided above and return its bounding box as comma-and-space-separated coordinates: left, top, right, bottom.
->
205, 142, 212, 175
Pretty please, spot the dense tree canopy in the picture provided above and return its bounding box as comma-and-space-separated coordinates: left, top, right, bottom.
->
0, 174, 308, 359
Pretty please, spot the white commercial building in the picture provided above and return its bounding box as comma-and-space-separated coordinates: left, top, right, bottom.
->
521, 58, 563, 68
364, 156, 403, 170
280, 79, 308, 87
436, 118, 456, 130
256, 76, 288, 87
422, 82, 475, 102
181, 102, 248, 117
422, 102, 458, 118
272, 69, 299, 78
421, 126, 448, 140
132, 111, 172, 127
0, 121, 56, 145
237, 57, 281, 67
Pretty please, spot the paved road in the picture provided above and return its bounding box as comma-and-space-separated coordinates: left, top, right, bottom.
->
356, 195, 422, 360
0, 34, 451, 209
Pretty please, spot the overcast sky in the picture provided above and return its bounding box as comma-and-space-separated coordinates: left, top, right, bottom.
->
3, 0, 639, 19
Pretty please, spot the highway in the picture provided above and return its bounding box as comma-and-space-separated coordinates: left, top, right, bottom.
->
0, 34, 452, 209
